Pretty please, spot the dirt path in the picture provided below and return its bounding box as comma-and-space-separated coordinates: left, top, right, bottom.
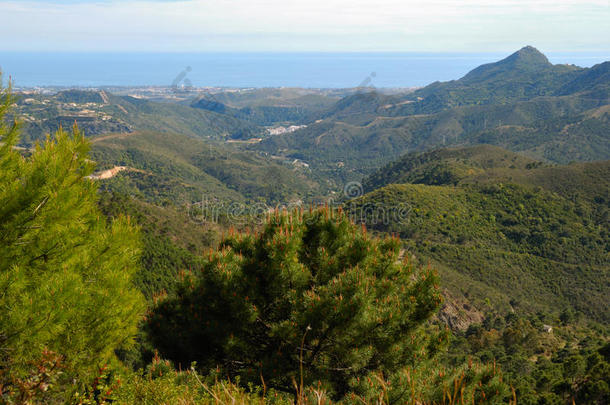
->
87, 166, 147, 180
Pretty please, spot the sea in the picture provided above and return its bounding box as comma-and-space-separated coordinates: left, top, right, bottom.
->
0, 52, 607, 89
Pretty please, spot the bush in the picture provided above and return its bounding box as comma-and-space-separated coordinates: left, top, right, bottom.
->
147, 208, 444, 399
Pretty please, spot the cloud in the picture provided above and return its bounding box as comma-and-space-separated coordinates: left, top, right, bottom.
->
0, 0, 608, 51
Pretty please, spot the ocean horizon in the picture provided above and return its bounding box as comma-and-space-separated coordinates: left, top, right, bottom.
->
1, 51, 608, 89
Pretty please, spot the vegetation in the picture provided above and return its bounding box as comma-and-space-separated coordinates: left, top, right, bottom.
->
1, 47, 608, 404
97, 191, 215, 301
147, 208, 446, 399
447, 313, 610, 404
363, 144, 610, 204
0, 82, 144, 395
89, 130, 323, 205
343, 143, 610, 403
256, 47, 610, 178
349, 149, 609, 322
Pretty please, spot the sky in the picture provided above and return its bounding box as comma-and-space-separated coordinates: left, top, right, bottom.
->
0, 0, 608, 52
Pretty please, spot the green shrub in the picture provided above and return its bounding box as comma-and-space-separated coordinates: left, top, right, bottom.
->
147, 208, 444, 400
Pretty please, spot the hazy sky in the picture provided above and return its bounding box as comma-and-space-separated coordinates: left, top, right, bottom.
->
0, 0, 608, 52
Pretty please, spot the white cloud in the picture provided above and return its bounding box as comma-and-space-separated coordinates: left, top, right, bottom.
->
0, 0, 608, 51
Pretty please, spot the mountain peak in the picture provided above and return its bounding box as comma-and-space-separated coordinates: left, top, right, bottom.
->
500, 46, 551, 68
460, 46, 553, 83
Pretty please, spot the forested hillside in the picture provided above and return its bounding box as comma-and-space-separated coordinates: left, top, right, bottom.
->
256, 47, 610, 179
363, 144, 610, 202
88, 130, 322, 205
355, 144, 609, 318
344, 144, 610, 403
190, 87, 339, 126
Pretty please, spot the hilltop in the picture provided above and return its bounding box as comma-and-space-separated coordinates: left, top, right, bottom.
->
424, 46, 582, 107
190, 87, 339, 126
363, 144, 610, 203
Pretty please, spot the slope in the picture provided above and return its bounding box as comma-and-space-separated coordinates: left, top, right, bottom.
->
256, 47, 609, 178
364, 144, 610, 203
15, 89, 262, 145
346, 146, 609, 322
89, 131, 321, 205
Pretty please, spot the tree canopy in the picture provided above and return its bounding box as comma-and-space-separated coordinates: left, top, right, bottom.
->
0, 78, 144, 379
148, 208, 445, 399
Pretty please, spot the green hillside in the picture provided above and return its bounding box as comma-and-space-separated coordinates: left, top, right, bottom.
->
15, 89, 262, 145
347, 182, 608, 320
89, 131, 322, 205
347, 145, 609, 322
191, 87, 339, 126
364, 144, 610, 201
345, 144, 610, 403
256, 47, 609, 178
405, 46, 583, 112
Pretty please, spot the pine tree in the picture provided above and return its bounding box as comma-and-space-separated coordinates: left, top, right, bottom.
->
0, 77, 145, 379
148, 207, 445, 399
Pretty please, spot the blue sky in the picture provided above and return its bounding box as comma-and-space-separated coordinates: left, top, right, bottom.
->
0, 0, 608, 52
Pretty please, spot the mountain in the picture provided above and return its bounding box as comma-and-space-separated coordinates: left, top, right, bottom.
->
467, 45, 553, 73
557, 61, 610, 96
256, 47, 609, 179
399, 46, 583, 113
304, 47, 604, 123
346, 145, 610, 323
460, 45, 560, 83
